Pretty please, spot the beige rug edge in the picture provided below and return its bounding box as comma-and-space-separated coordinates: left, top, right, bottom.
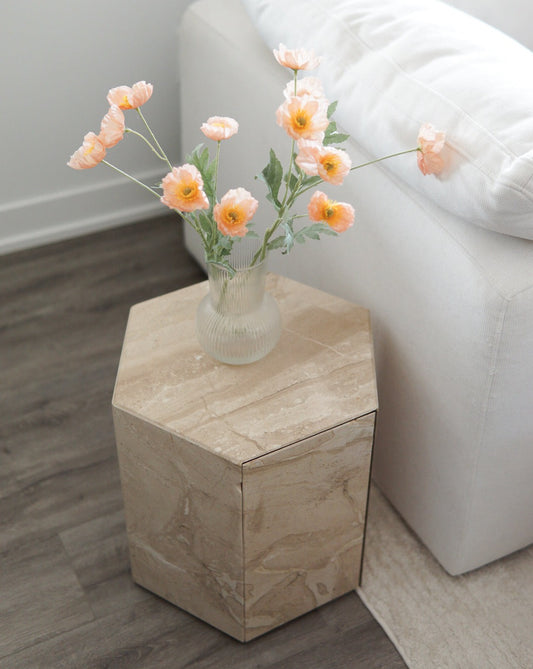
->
356, 484, 533, 669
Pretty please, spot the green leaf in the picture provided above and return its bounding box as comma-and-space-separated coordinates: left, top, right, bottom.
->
327, 100, 338, 118
292, 222, 339, 246
185, 143, 205, 162
299, 175, 322, 189
197, 212, 212, 237
217, 234, 234, 250
209, 260, 236, 278
283, 217, 295, 254
259, 149, 283, 207
285, 171, 299, 192
266, 235, 287, 251
306, 222, 339, 237
323, 131, 350, 147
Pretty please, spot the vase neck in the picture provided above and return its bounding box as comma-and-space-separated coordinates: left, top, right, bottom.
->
207, 260, 268, 314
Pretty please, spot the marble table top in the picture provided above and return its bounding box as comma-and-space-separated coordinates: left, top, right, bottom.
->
112, 274, 378, 465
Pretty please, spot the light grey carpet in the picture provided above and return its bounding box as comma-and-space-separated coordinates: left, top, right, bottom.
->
357, 485, 533, 669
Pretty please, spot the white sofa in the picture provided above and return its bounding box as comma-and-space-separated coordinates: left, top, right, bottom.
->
178, 0, 533, 575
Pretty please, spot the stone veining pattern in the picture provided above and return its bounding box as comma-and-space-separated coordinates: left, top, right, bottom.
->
113, 274, 378, 641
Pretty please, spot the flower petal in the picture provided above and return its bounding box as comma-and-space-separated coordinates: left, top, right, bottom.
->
276, 95, 329, 141
107, 86, 135, 110
308, 190, 354, 232
417, 123, 446, 176
273, 44, 321, 71
214, 187, 258, 237
67, 132, 106, 169
201, 116, 239, 141
99, 105, 125, 148
160, 164, 209, 212
107, 81, 153, 110
131, 81, 153, 107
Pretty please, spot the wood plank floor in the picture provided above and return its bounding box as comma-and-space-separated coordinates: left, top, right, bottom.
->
0, 216, 406, 668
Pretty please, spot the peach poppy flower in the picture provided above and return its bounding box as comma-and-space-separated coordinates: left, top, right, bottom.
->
160, 164, 209, 212
308, 190, 355, 233
273, 44, 321, 71
417, 123, 446, 175
99, 105, 125, 148
107, 81, 153, 110
214, 188, 258, 237
296, 141, 352, 185
67, 132, 106, 170
200, 116, 239, 141
276, 95, 329, 142
283, 76, 324, 100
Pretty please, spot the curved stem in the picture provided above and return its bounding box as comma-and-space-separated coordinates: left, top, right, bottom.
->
125, 128, 166, 160
136, 108, 173, 170
213, 141, 221, 197
102, 160, 161, 198
350, 147, 419, 172
292, 147, 422, 201
211, 141, 222, 242
181, 212, 207, 245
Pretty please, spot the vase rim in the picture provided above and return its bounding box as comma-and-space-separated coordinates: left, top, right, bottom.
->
206, 238, 268, 273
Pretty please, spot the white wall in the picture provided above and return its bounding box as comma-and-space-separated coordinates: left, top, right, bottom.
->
0, 0, 194, 254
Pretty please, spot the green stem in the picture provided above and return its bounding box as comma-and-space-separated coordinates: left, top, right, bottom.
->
102, 159, 206, 245
212, 140, 222, 241
102, 160, 161, 198
181, 212, 206, 245
292, 148, 421, 201
125, 128, 166, 160
286, 168, 306, 208
213, 141, 221, 197
350, 147, 419, 172
136, 108, 173, 170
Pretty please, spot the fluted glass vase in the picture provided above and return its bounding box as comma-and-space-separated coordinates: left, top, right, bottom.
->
196, 241, 282, 365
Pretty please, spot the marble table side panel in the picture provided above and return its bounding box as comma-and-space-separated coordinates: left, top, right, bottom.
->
242, 413, 375, 641
112, 407, 245, 640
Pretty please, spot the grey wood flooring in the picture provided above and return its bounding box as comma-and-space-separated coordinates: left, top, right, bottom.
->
0, 216, 406, 668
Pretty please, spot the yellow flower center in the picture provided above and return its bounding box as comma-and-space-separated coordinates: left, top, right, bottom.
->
179, 183, 198, 200
323, 203, 336, 219
293, 109, 310, 131
321, 155, 339, 173
226, 208, 243, 226
121, 95, 133, 110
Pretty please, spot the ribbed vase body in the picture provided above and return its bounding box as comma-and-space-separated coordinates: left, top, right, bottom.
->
196, 244, 281, 365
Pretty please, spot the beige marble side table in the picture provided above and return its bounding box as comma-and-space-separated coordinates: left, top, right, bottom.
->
112, 274, 378, 642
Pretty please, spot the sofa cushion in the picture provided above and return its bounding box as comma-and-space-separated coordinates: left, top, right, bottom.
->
241, 0, 533, 240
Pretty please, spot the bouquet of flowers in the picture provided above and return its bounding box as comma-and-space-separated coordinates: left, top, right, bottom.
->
68, 45, 445, 274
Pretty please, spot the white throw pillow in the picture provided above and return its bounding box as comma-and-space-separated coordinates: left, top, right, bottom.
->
443, 0, 533, 50
241, 0, 533, 240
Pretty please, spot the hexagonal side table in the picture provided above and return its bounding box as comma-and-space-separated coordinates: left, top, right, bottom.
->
112, 274, 378, 642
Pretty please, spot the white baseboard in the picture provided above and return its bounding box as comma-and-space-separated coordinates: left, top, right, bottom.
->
0, 167, 170, 255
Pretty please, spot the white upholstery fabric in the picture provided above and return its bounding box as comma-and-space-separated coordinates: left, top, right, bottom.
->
444, 0, 533, 50
241, 0, 533, 240
179, 0, 533, 574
